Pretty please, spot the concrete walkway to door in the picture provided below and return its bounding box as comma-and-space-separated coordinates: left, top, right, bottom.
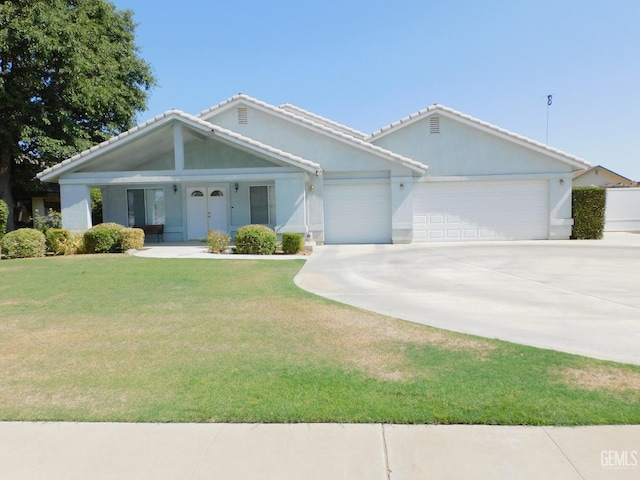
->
294, 232, 640, 365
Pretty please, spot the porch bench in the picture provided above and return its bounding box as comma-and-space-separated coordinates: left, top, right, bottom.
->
135, 224, 164, 243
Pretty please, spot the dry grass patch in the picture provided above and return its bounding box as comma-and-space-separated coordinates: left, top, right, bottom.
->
555, 365, 640, 397
300, 302, 495, 381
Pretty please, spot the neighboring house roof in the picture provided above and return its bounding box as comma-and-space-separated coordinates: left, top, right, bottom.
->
37, 110, 323, 182
367, 104, 591, 170
572, 165, 633, 186
197, 94, 428, 173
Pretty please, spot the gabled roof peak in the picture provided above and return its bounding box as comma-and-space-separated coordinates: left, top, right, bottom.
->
197, 93, 428, 173
367, 103, 590, 169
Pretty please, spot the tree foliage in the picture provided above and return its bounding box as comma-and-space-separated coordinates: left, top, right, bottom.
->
0, 0, 155, 228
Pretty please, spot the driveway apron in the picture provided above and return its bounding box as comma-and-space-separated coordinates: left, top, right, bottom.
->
295, 234, 640, 365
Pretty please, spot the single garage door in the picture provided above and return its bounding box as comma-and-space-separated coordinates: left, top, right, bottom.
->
324, 182, 392, 244
413, 180, 549, 241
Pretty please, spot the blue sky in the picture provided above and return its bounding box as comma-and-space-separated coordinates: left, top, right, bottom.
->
111, 0, 640, 180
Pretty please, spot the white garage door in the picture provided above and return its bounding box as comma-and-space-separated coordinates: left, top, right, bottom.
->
413, 181, 549, 241
324, 182, 392, 244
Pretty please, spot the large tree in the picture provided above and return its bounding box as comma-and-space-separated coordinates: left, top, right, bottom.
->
0, 0, 155, 229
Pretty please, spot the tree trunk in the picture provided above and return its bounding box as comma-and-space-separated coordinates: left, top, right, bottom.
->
0, 144, 14, 232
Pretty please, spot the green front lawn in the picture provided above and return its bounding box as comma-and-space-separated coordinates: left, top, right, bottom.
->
0, 255, 638, 424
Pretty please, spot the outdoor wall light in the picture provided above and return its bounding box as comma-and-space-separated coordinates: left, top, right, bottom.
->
234, 182, 239, 192
310, 185, 315, 192
172, 184, 177, 193
559, 179, 565, 185
400, 183, 404, 190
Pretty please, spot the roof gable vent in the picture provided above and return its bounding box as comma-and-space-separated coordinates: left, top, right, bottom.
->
430, 116, 440, 134
237, 107, 248, 124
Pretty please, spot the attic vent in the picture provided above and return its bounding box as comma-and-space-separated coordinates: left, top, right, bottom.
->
430, 116, 440, 134
237, 107, 248, 124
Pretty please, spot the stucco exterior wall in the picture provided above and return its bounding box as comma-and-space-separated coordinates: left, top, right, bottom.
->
206, 104, 411, 176
371, 115, 569, 176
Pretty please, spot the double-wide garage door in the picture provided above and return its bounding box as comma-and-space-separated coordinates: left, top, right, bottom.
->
413, 181, 549, 241
324, 182, 391, 244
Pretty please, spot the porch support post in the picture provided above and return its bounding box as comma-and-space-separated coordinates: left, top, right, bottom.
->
173, 124, 185, 171
60, 184, 92, 232
274, 175, 307, 234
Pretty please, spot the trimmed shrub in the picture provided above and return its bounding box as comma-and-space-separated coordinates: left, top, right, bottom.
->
61, 232, 86, 255
0, 199, 8, 242
45, 228, 72, 255
281, 232, 303, 254
572, 186, 607, 239
1, 228, 46, 259
83, 223, 125, 253
208, 230, 231, 253
121, 227, 145, 251
235, 224, 277, 255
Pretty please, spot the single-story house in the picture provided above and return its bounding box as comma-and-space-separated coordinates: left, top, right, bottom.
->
37, 94, 591, 244
572, 165, 634, 188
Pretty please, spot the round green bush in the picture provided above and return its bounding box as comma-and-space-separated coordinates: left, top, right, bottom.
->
45, 228, 72, 255
121, 227, 145, 251
281, 232, 303, 254
83, 223, 125, 253
235, 225, 277, 255
2, 228, 46, 259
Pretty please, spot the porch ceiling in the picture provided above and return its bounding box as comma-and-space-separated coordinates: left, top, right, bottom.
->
76, 124, 175, 172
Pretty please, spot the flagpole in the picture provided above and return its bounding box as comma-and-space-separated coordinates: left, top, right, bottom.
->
546, 94, 552, 144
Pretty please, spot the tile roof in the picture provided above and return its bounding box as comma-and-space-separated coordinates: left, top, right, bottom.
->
278, 103, 368, 140
367, 104, 591, 169
37, 109, 323, 181
197, 94, 428, 173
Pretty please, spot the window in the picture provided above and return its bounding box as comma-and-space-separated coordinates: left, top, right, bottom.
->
250, 185, 275, 224
127, 188, 165, 226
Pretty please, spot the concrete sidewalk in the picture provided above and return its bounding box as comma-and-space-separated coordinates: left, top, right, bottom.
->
1, 423, 638, 479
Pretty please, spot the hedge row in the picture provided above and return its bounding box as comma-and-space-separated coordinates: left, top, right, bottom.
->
572, 186, 607, 240
1, 223, 146, 259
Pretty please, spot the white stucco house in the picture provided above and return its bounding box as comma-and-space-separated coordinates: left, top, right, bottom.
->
37, 94, 591, 244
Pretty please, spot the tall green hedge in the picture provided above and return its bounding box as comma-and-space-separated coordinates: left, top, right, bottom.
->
572, 186, 606, 239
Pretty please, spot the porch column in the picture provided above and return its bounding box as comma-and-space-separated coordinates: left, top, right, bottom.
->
60, 184, 92, 232
275, 176, 307, 234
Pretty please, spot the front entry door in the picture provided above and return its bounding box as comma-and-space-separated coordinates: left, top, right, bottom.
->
187, 186, 229, 239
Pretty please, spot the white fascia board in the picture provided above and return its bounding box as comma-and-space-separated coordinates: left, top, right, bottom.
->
415, 173, 568, 183
59, 169, 306, 185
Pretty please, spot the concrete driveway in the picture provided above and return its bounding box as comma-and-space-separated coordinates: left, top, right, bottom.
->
295, 233, 640, 365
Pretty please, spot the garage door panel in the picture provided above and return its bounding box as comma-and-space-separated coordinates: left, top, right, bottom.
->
324, 183, 391, 244
413, 181, 548, 242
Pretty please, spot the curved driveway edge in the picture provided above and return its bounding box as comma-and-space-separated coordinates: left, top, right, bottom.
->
294, 233, 640, 365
